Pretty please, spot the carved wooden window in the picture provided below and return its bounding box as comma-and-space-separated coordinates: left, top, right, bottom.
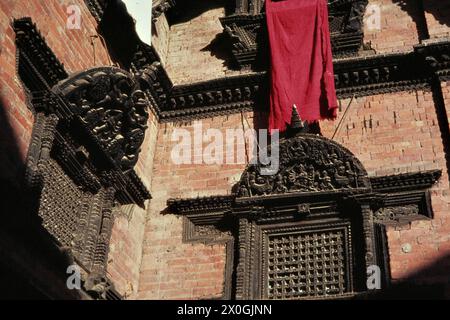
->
169, 134, 441, 300
14, 18, 151, 299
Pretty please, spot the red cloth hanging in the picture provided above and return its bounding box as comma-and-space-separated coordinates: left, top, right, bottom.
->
266, 0, 338, 133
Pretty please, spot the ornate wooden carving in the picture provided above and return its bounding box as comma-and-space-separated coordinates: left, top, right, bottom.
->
234, 134, 370, 198
135, 44, 449, 121
85, 2, 450, 123
334, 51, 432, 99
26, 84, 151, 299
168, 195, 234, 214
13, 18, 68, 93
235, 0, 265, 15
220, 14, 268, 69
168, 135, 442, 299
54, 67, 149, 172
15, 19, 151, 299
375, 205, 420, 224
416, 40, 450, 81
262, 222, 354, 299
370, 171, 440, 225
370, 170, 442, 192
27, 75, 151, 298
230, 135, 373, 299
163, 73, 265, 122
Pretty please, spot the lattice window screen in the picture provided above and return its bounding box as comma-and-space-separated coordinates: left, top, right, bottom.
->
263, 224, 353, 299
39, 159, 84, 247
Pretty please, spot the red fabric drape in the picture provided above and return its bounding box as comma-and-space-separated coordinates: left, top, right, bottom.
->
266, 0, 338, 133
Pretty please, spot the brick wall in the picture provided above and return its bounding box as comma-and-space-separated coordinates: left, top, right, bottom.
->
163, 0, 238, 85
364, 0, 421, 53
139, 91, 450, 297
320, 90, 450, 286
0, 0, 111, 184
152, 13, 170, 66
138, 112, 255, 299
107, 108, 158, 298
107, 205, 148, 298
2, 0, 450, 299
135, 110, 159, 188
363, 0, 450, 52
139, 0, 450, 298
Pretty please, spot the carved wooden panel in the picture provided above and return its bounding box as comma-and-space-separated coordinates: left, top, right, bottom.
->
232, 191, 367, 300
27, 108, 139, 297
55, 68, 150, 172
234, 134, 370, 198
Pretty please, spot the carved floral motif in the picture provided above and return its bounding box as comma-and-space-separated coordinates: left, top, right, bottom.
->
374, 205, 420, 223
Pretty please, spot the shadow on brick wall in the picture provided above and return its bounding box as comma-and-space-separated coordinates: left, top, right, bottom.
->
167, 0, 232, 25
421, 1, 450, 28
393, 0, 450, 41
361, 253, 450, 300
99, 0, 141, 69
0, 88, 79, 299
392, 0, 430, 40
201, 33, 235, 70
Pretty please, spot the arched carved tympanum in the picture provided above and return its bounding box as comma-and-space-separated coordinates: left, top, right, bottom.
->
235, 134, 371, 198
53, 67, 149, 172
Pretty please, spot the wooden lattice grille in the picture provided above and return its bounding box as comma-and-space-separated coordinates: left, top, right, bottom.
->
39, 159, 84, 247
263, 224, 353, 299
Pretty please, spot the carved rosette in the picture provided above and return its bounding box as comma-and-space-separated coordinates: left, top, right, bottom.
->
53, 67, 149, 172
234, 134, 370, 198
